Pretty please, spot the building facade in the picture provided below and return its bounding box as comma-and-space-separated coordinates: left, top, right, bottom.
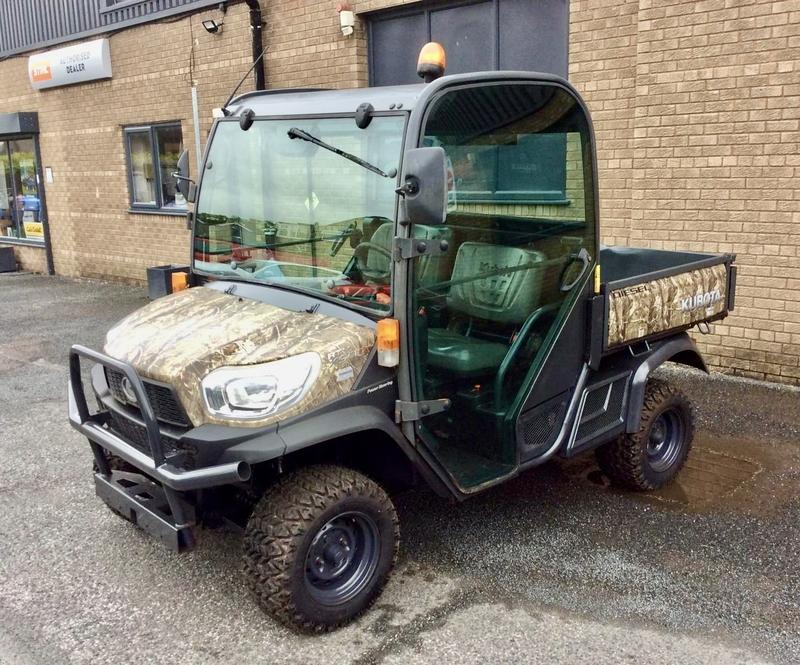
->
0, 0, 798, 384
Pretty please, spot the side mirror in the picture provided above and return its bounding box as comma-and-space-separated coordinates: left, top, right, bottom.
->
173, 149, 196, 203
399, 147, 447, 226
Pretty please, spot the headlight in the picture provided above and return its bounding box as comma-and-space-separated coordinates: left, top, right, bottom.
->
202, 352, 321, 420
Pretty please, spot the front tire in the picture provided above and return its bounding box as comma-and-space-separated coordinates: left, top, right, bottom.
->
596, 379, 694, 490
243, 465, 399, 632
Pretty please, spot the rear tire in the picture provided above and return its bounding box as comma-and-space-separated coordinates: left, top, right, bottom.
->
243, 465, 399, 632
596, 379, 694, 491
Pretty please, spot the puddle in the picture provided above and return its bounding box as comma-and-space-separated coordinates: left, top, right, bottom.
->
640, 446, 762, 509
0, 342, 47, 370
563, 433, 798, 515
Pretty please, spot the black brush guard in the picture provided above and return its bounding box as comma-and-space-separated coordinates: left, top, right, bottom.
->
68, 344, 252, 551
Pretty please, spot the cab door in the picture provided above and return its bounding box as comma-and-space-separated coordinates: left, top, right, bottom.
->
406, 80, 597, 493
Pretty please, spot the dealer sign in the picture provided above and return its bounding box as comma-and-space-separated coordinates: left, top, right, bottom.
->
28, 38, 112, 90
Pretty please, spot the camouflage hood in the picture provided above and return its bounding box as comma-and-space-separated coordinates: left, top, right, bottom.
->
104, 286, 375, 428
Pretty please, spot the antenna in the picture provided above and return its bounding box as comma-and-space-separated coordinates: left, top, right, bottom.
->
221, 46, 267, 114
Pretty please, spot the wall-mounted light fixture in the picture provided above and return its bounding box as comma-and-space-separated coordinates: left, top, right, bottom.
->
202, 19, 223, 34
336, 3, 355, 37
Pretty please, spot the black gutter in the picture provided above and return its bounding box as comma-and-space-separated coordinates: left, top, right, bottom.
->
244, 0, 265, 91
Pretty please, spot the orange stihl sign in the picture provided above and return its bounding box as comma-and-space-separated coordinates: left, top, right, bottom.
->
28, 38, 112, 90
30, 60, 52, 82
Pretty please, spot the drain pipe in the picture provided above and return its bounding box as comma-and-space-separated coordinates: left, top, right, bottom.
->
244, 0, 266, 90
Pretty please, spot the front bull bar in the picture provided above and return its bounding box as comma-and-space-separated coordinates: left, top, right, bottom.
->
68, 344, 252, 550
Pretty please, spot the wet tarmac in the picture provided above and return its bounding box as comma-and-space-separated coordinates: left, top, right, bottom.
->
570, 433, 788, 515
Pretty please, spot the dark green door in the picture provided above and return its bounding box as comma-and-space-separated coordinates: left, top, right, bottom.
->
409, 81, 597, 492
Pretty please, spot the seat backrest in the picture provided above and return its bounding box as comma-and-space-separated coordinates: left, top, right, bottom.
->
367, 222, 453, 286
447, 242, 545, 325
365, 222, 393, 279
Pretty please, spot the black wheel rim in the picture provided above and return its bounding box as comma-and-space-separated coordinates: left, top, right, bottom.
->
646, 408, 684, 473
304, 511, 380, 606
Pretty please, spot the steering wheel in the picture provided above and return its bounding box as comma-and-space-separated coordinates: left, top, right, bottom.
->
353, 242, 392, 282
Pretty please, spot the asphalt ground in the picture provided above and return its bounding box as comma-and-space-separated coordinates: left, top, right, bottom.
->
1, 273, 798, 665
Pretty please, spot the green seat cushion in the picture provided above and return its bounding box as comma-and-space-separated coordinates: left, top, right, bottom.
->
427, 328, 509, 376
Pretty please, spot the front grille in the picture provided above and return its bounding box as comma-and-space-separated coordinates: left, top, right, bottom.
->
108, 412, 197, 467
105, 368, 190, 427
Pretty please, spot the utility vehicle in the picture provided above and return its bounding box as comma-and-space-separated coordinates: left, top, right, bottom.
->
69, 45, 736, 631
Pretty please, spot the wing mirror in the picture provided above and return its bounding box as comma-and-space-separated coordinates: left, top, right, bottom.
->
173, 149, 196, 203
399, 147, 448, 226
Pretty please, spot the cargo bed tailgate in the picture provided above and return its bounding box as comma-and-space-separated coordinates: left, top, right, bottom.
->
600, 247, 736, 349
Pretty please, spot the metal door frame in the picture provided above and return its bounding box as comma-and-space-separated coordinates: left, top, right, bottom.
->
394, 72, 600, 495
365, 0, 570, 86
0, 131, 54, 273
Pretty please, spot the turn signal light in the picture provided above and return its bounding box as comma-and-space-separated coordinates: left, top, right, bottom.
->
376, 318, 400, 367
417, 42, 446, 83
171, 271, 189, 293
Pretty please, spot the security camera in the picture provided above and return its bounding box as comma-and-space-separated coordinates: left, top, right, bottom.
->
202, 19, 223, 34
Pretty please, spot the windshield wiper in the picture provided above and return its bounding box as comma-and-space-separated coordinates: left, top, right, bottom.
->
288, 127, 397, 179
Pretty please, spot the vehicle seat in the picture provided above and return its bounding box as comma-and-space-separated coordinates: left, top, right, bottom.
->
366, 222, 453, 286
427, 242, 546, 376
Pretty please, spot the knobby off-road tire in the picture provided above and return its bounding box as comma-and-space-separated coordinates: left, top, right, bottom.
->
596, 379, 695, 491
243, 465, 399, 632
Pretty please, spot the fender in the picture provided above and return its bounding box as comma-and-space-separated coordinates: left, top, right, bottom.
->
222, 405, 456, 499
625, 332, 707, 433
280, 406, 456, 499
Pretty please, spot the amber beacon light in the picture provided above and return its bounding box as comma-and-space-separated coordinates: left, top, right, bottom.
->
417, 42, 446, 83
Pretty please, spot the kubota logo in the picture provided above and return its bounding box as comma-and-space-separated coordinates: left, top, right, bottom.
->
120, 376, 138, 404
31, 59, 52, 82
679, 288, 721, 311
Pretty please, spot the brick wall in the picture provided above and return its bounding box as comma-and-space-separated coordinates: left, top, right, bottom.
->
0, 3, 255, 282
569, 0, 800, 384
5, 244, 48, 272
0, 0, 798, 384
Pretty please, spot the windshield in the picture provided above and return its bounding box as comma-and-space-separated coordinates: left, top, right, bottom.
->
193, 116, 405, 313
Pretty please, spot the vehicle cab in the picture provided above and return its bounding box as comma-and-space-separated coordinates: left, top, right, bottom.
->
184, 71, 601, 492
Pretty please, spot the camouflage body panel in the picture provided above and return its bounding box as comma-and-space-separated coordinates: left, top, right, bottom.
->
607, 263, 728, 347
104, 287, 375, 428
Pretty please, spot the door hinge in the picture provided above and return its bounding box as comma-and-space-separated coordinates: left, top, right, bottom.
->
393, 236, 449, 261
395, 398, 451, 423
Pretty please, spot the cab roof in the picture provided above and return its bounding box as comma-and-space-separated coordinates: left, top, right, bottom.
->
223, 72, 584, 123
227, 84, 426, 117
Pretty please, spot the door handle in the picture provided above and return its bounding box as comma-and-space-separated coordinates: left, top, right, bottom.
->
559, 247, 591, 292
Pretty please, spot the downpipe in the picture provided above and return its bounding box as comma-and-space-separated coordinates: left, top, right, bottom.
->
244, 0, 266, 91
